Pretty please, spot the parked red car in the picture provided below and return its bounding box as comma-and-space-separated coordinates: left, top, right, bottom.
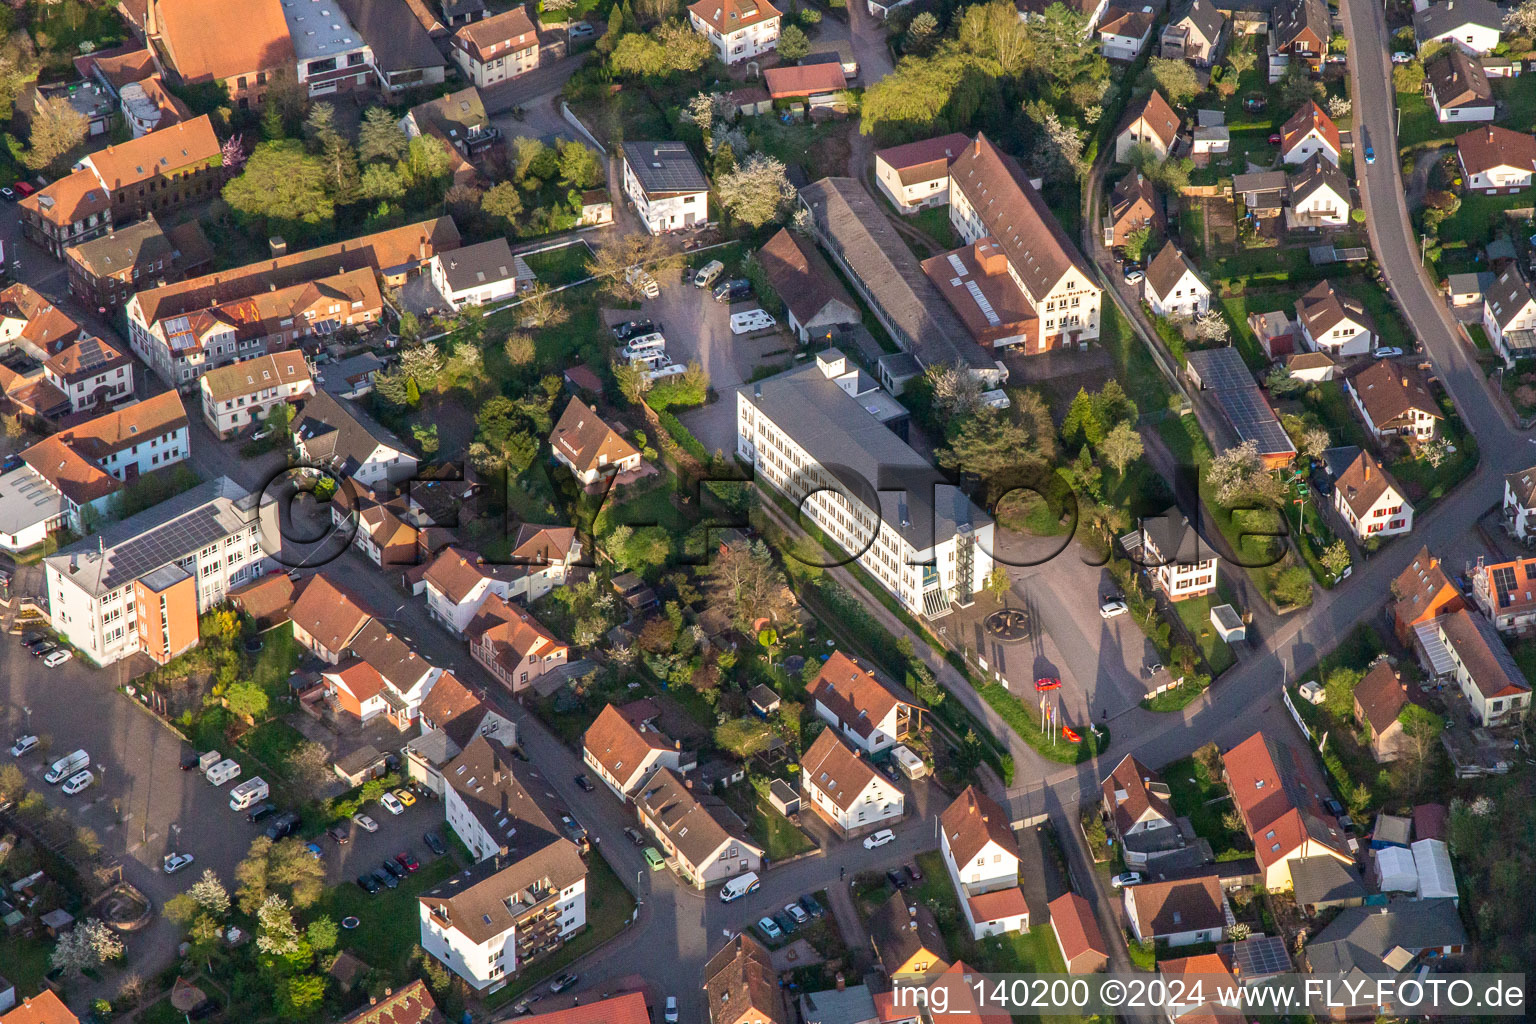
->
1034, 677, 1063, 691
1267, 133, 1282, 146
12, 181, 34, 197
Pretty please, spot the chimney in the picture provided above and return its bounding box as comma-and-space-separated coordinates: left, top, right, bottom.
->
974, 136, 981, 157
836, 972, 846, 991
384, 988, 392, 998
908, 904, 917, 918
1364, 459, 1372, 482
369, 997, 378, 1006
674, 739, 681, 750
685, 778, 693, 789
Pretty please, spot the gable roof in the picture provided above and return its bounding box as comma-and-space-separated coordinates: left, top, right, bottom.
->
422, 545, 519, 605
1047, 892, 1108, 962
1099, 4, 1157, 37
290, 572, 375, 652
799, 177, 993, 372
1393, 546, 1458, 622
1296, 280, 1372, 338
874, 132, 972, 184
1427, 47, 1492, 109
764, 62, 848, 97
1485, 265, 1536, 330
1141, 507, 1216, 565
1281, 101, 1341, 159
65, 214, 176, 281
688, 0, 780, 31
704, 934, 787, 1024
1508, 464, 1536, 507
294, 389, 413, 472
1289, 854, 1367, 907
1145, 241, 1203, 302
756, 228, 857, 330
1345, 359, 1442, 427
1308, 899, 1466, 974
1125, 876, 1225, 936
807, 650, 914, 738
0, 992, 79, 1024
1223, 731, 1348, 870
418, 836, 586, 946
1334, 449, 1405, 519
800, 728, 886, 811
442, 735, 564, 853
1110, 172, 1160, 226
1438, 607, 1532, 699
511, 522, 578, 564
149, 0, 296, 81
868, 890, 950, 973
1414, 0, 1501, 40
946, 134, 1096, 302
1272, 0, 1329, 48
335, 980, 440, 1024
466, 592, 566, 671
416, 670, 491, 742
636, 767, 760, 867
1288, 152, 1350, 204
1101, 753, 1176, 835
1455, 124, 1536, 177
1168, 0, 1224, 42
200, 351, 310, 403
940, 785, 1019, 867
84, 115, 220, 192
453, 6, 537, 61
338, 0, 446, 71
584, 703, 675, 790
44, 336, 130, 384
347, 618, 434, 693
518, 993, 649, 1024
1354, 661, 1409, 734
1120, 90, 1181, 150
434, 237, 527, 292
21, 169, 111, 228
550, 396, 640, 474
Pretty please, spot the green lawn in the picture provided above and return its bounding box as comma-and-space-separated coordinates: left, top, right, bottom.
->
976, 681, 1108, 764
1161, 755, 1252, 860
908, 205, 958, 250
1170, 591, 1237, 676
1295, 379, 1373, 451
1395, 90, 1445, 152
239, 719, 307, 778
1436, 190, 1536, 247
1400, 74, 1536, 152
0, 933, 51, 994
483, 853, 637, 1008
1385, 395, 1479, 507
1342, 280, 1416, 352
249, 627, 302, 698
524, 241, 596, 286
1466, 322, 1492, 351
730, 779, 816, 861
1099, 299, 1176, 415
318, 853, 462, 979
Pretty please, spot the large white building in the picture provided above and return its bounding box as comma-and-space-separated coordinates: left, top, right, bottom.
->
687, 0, 781, 63
422, 735, 587, 993
451, 7, 540, 87
799, 728, 904, 838
939, 786, 1030, 939
620, 141, 710, 235
44, 477, 265, 666
198, 351, 314, 439
737, 350, 994, 620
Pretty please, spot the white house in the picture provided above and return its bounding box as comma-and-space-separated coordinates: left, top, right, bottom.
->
292, 390, 418, 491
620, 141, 710, 234
635, 768, 764, 887
450, 7, 539, 88
1114, 90, 1180, 163
873, 133, 971, 213
1123, 877, 1229, 947
939, 786, 1030, 939
582, 703, 686, 800
807, 651, 918, 755
1286, 154, 1352, 228
429, 238, 533, 311
1132, 508, 1218, 602
42, 336, 133, 415
1100, 754, 1184, 868
198, 351, 313, 439
1427, 48, 1496, 123
549, 397, 642, 486
1295, 281, 1375, 357
1484, 265, 1536, 363
422, 737, 587, 993
1333, 450, 1414, 541
322, 618, 442, 729
421, 546, 523, 633
1456, 124, 1536, 193
1345, 360, 1444, 441
1435, 608, 1532, 725
687, 0, 780, 64
1098, 5, 1158, 60
1503, 464, 1536, 542
1280, 101, 1342, 166
406, 672, 517, 795
800, 729, 904, 838
1414, 0, 1502, 55
1143, 242, 1210, 319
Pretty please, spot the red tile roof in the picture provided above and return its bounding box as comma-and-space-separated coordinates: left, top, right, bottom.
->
966, 886, 1029, 923
1223, 731, 1347, 871
940, 785, 1018, 867
1455, 123, 1536, 178
1047, 892, 1108, 963
688, 0, 780, 33
150, 0, 296, 82
1280, 100, 1341, 159
807, 650, 913, 739
0, 991, 80, 1024
520, 992, 649, 1024
763, 62, 848, 98
875, 132, 972, 185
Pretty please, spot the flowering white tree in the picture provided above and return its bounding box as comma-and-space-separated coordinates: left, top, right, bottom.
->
1194, 310, 1230, 343
50, 919, 124, 975
255, 894, 301, 955
715, 154, 797, 228
189, 869, 230, 917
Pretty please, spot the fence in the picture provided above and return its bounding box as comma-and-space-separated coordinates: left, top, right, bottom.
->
561, 100, 607, 155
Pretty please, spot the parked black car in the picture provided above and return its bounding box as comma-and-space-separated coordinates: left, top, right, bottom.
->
612, 319, 657, 340
904, 862, 922, 883
775, 912, 798, 935
245, 802, 277, 823
327, 824, 351, 844
263, 811, 300, 840
574, 774, 595, 793
798, 894, 825, 918
356, 873, 381, 894
179, 751, 201, 771
423, 831, 448, 856
383, 858, 407, 879
712, 278, 751, 303
376, 868, 399, 890
886, 869, 908, 890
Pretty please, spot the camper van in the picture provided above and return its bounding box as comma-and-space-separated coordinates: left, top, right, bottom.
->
719, 871, 761, 903
198, 750, 222, 773
45, 749, 90, 784
229, 777, 270, 811
205, 759, 242, 787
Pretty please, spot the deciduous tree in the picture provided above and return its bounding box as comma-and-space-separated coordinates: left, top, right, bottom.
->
50, 919, 123, 976
715, 152, 795, 227
517, 283, 570, 328
1100, 420, 1144, 474
1147, 59, 1200, 105
223, 141, 334, 240
706, 540, 790, 631
23, 96, 88, 172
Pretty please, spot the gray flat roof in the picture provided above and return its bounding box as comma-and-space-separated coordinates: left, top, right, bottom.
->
622, 141, 709, 196
280, 0, 366, 60
0, 466, 67, 535
738, 359, 989, 553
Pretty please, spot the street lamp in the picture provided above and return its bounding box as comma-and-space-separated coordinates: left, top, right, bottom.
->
22, 706, 30, 732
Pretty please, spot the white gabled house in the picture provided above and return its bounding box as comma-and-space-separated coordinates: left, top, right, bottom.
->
1295, 281, 1374, 358
292, 390, 417, 491
1483, 265, 1536, 364
799, 729, 904, 838
687, 0, 780, 63
939, 786, 1030, 939
1333, 449, 1414, 541
1503, 464, 1536, 542
582, 703, 688, 800
807, 650, 918, 755
1280, 101, 1342, 166
1142, 242, 1210, 319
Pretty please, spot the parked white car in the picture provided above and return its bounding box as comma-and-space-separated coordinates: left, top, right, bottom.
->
62, 770, 94, 796
1392, 51, 1412, 63
1099, 599, 1128, 619
353, 813, 379, 833
379, 792, 405, 816
42, 649, 72, 668
693, 259, 724, 288
1372, 346, 1403, 359
862, 828, 896, 850
730, 309, 777, 334
1111, 871, 1144, 889
163, 852, 195, 874
9, 735, 38, 757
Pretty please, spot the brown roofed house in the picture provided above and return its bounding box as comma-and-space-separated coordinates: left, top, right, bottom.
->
1331, 448, 1413, 542
1048, 892, 1109, 974
1353, 661, 1413, 761
704, 933, 788, 1024
756, 227, 859, 342
550, 396, 642, 486
1344, 359, 1442, 441
1100, 753, 1183, 866
763, 62, 848, 99
635, 768, 763, 887
1104, 172, 1163, 249
1426, 48, 1494, 123
466, 592, 569, 694
1456, 124, 1536, 193
922, 238, 1041, 349
289, 572, 376, 662
582, 702, 684, 798
873, 131, 972, 212
335, 980, 443, 1024
1222, 731, 1352, 889
870, 890, 950, 979
807, 650, 918, 754
145, 0, 296, 106
1391, 546, 1463, 644
1294, 280, 1375, 357
1123, 876, 1227, 946
1435, 606, 1533, 725
1281, 100, 1341, 165
42, 336, 133, 415
451, 7, 539, 88
1116, 90, 1181, 162
799, 727, 904, 837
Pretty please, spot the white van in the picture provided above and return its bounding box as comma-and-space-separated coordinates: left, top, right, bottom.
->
228, 777, 270, 811
719, 871, 760, 903
205, 759, 242, 787
45, 749, 89, 785
198, 750, 223, 773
